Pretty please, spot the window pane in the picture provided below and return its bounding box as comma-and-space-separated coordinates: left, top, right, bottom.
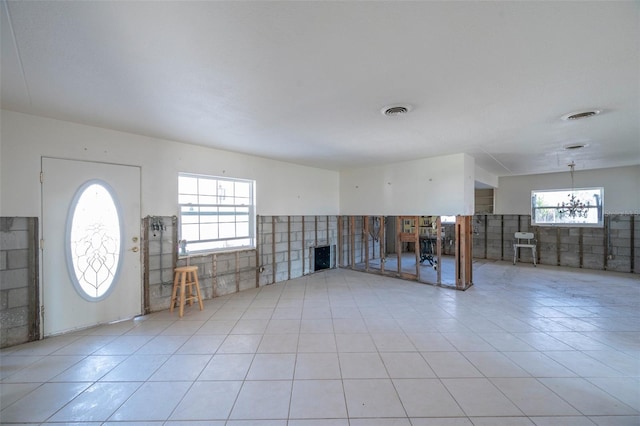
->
200, 223, 218, 240
219, 222, 235, 239
219, 207, 235, 222
235, 181, 250, 198
198, 178, 217, 196
532, 188, 603, 227
199, 195, 217, 205
178, 173, 255, 254
179, 194, 198, 204
181, 224, 199, 241
67, 181, 121, 300
236, 222, 249, 237
179, 176, 198, 195
199, 206, 218, 224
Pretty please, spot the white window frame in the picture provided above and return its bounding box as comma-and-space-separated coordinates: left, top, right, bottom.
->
178, 173, 256, 254
531, 187, 604, 227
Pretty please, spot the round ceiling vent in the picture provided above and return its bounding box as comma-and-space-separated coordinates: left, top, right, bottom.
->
382, 104, 412, 116
561, 109, 601, 121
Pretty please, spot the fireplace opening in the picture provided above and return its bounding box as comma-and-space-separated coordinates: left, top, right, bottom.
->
314, 245, 331, 271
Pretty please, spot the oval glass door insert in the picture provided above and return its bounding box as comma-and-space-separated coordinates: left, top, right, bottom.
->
66, 180, 123, 300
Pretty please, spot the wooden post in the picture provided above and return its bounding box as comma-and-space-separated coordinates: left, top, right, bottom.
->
212, 253, 218, 297
455, 216, 473, 290
603, 215, 609, 270
272, 216, 276, 284
414, 216, 420, 281
287, 216, 291, 280
557, 228, 562, 266
235, 251, 240, 292
302, 216, 306, 274
350, 216, 355, 268
631, 215, 635, 273
255, 215, 260, 288
579, 227, 584, 269
396, 216, 402, 276
337, 216, 343, 268
142, 217, 150, 314
380, 216, 385, 274
364, 216, 370, 271
436, 216, 442, 284
326, 216, 330, 245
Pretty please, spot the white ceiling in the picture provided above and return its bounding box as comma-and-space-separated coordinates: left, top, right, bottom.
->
2, 1, 639, 178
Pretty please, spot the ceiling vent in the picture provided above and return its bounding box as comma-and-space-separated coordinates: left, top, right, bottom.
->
561, 110, 601, 121
382, 104, 412, 116
563, 143, 587, 150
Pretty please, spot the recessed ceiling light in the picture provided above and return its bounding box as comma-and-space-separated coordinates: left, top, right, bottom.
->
560, 109, 601, 121
563, 143, 588, 150
381, 104, 412, 116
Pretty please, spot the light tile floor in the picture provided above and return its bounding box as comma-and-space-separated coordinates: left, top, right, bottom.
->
1, 261, 639, 425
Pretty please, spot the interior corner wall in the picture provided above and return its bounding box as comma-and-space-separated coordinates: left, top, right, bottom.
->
474, 165, 499, 188
494, 165, 640, 215
0, 110, 340, 218
339, 153, 474, 216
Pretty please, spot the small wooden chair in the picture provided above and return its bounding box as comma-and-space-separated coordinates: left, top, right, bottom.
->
170, 265, 204, 317
513, 232, 537, 266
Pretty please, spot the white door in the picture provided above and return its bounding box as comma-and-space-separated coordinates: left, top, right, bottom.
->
42, 158, 141, 336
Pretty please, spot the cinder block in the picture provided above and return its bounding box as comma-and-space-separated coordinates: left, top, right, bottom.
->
239, 277, 255, 292
0, 269, 28, 291
290, 222, 303, 233
8, 287, 28, 308
216, 275, 236, 296
583, 237, 603, 246
261, 222, 273, 234
0, 306, 29, 327
607, 257, 632, 272
148, 240, 162, 255
0, 251, 6, 271
0, 217, 29, 232
0, 230, 30, 251
0, 291, 8, 310
613, 247, 631, 257
1, 325, 30, 348
148, 254, 174, 271
582, 254, 605, 270
274, 242, 288, 253
609, 218, 631, 230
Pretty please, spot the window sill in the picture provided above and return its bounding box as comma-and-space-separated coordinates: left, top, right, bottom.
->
178, 247, 257, 260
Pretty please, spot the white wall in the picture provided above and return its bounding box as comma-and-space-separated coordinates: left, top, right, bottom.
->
339, 153, 475, 216
495, 165, 640, 215
0, 110, 339, 217
474, 165, 499, 189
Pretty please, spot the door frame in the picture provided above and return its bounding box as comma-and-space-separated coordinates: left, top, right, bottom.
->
39, 156, 143, 337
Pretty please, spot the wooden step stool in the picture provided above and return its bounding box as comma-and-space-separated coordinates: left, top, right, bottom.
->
170, 265, 204, 317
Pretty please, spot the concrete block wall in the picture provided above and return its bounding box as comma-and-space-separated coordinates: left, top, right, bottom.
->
144, 215, 258, 312
145, 216, 178, 312
473, 214, 639, 273
0, 217, 39, 348
606, 215, 636, 273
257, 215, 339, 285
337, 216, 372, 267
366, 220, 384, 261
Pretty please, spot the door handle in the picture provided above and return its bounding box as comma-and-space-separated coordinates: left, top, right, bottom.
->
131, 247, 139, 252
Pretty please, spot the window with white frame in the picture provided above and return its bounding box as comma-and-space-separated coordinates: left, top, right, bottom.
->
440, 215, 456, 224
178, 173, 255, 254
531, 187, 603, 227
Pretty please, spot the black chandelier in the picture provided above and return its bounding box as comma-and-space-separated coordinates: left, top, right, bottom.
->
558, 162, 590, 218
